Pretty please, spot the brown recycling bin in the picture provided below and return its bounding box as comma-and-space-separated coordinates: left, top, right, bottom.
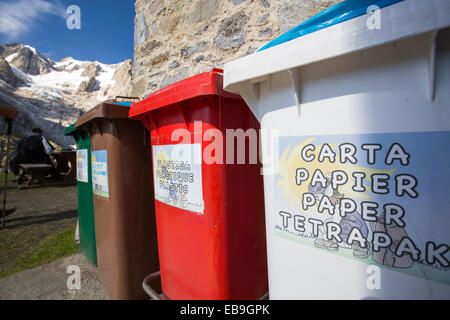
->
76, 99, 159, 300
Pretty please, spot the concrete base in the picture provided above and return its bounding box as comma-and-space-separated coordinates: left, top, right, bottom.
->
0, 253, 107, 300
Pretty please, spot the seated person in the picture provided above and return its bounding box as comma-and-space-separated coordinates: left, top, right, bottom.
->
10, 127, 56, 178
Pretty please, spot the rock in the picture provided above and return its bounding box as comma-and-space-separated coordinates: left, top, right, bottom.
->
149, 71, 165, 78
156, 7, 165, 15
133, 0, 340, 106
259, 27, 272, 38
132, 78, 147, 98
244, 47, 257, 56
134, 12, 149, 47
0, 44, 54, 75
189, 0, 220, 24
152, 21, 158, 35
139, 40, 162, 55
181, 41, 209, 58
81, 63, 101, 78
214, 11, 248, 49
168, 61, 180, 70
194, 55, 205, 63
260, 0, 270, 7
78, 77, 98, 93
159, 15, 179, 34
257, 13, 269, 25
147, 52, 169, 66
0, 43, 133, 149
55, 58, 81, 73
148, 0, 165, 17
111, 59, 133, 97
160, 67, 189, 89
195, 24, 210, 36
0, 43, 20, 58
0, 58, 24, 87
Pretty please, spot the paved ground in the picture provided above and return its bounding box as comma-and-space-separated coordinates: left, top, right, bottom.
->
0, 253, 107, 300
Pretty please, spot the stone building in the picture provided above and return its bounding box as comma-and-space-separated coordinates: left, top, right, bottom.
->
132, 0, 340, 97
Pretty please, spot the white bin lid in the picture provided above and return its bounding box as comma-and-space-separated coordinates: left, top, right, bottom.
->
258, 0, 404, 52
224, 0, 450, 90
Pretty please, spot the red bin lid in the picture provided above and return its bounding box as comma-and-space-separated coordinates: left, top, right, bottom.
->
129, 68, 242, 118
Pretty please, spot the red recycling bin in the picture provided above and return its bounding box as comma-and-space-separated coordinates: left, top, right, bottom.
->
130, 69, 268, 300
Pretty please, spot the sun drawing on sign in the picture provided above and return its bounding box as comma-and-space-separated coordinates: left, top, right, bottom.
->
276, 137, 397, 212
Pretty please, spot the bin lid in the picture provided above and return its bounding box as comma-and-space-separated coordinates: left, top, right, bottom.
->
75, 100, 131, 128
129, 68, 242, 118
64, 124, 77, 136
113, 102, 133, 107
258, 0, 404, 52
65, 123, 90, 137
224, 0, 450, 90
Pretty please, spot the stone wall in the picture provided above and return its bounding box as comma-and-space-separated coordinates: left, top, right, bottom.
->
132, 0, 340, 98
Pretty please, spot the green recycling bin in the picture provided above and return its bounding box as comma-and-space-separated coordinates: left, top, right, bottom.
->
64, 124, 97, 266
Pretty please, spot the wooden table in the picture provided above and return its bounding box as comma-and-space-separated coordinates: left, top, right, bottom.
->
18, 164, 53, 186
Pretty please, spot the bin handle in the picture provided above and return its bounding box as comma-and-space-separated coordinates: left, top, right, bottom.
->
259, 292, 269, 300
142, 271, 162, 300
115, 96, 140, 102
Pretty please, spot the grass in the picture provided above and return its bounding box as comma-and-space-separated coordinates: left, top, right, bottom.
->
0, 226, 80, 278
0, 180, 78, 278
0, 173, 15, 183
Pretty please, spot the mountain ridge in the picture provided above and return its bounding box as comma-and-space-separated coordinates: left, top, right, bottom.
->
0, 43, 133, 148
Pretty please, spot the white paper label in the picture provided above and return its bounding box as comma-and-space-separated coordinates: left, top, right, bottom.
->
153, 144, 204, 214
273, 132, 450, 285
76, 149, 88, 183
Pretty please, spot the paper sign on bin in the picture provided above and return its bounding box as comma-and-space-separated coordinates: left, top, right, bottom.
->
92, 150, 109, 199
273, 131, 450, 286
76, 149, 88, 183
152, 144, 204, 214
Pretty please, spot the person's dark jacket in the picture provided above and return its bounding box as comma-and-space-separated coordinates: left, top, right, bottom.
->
10, 135, 52, 175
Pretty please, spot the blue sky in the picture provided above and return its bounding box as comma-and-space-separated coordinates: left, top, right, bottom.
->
0, 0, 135, 64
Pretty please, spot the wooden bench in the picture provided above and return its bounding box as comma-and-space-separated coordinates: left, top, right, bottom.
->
18, 164, 53, 187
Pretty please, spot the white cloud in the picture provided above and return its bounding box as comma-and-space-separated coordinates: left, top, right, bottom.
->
0, 0, 66, 39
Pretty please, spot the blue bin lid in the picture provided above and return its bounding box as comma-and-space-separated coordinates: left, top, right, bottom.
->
258, 0, 404, 52
113, 102, 133, 107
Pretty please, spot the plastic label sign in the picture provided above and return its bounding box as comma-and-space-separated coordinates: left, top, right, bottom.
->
273, 131, 449, 285
152, 144, 204, 214
92, 150, 109, 199
76, 149, 88, 183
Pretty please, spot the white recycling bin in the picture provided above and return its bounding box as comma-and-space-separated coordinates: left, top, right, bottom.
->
224, 0, 450, 299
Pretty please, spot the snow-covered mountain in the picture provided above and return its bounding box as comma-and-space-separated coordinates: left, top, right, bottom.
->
0, 43, 132, 148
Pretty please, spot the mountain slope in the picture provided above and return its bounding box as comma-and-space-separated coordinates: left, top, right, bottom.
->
0, 43, 132, 148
